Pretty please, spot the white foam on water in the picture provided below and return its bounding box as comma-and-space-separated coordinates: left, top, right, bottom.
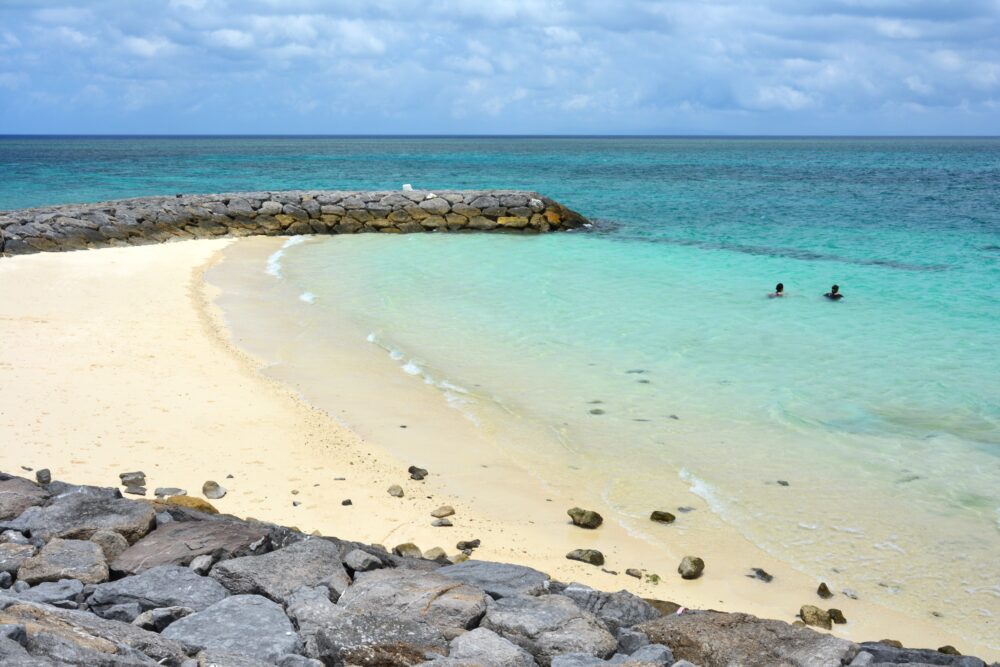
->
679, 467, 729, 517
298, 292, 316, 304
365, 331, 480, 425
265, 236, 308, 278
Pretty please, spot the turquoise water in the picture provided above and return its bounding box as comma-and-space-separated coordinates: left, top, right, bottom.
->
3, 136, 999, 640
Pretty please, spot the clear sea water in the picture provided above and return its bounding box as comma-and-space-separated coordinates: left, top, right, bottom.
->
2, 136, 999, 641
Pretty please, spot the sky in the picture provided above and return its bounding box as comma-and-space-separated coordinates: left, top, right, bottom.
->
0, 0, 998, 135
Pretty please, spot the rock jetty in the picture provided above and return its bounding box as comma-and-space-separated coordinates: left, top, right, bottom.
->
0, 471, 992, 667
0, 190, 590, 257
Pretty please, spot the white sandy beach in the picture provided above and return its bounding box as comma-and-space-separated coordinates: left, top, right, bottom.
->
0, 239, 993, 660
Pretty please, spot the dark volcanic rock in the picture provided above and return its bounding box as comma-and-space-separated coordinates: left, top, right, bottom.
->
481, 594, 617, 667
17, 538, 108, 585
87, 564, 229, 621
210, 537, 351, 604
408, 466, 429, 481
162, 594, 299, 663
638, 610, 857, 667
2, 494, 155, 544
438, 560, 550, 599
0, 476, 49, 521
561, 583, 661, 633
131, 605, 193, 632
343, 548, 383, 573
649, 511, 675, 524
567, 507, 604, 529
338, 568, 489, 639
111, 517, 268, 574
313, 609, 448, 666
817, 582, 833, 599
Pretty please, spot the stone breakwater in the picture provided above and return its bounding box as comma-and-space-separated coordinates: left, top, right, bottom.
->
1, 472, 993, 667
0, 190, 590, 257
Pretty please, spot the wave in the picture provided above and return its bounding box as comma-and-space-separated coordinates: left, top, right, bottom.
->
365, 332, 480, 425
264, 236, 309, 278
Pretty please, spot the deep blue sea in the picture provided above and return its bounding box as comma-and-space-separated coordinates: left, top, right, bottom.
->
2, 136, 999, 642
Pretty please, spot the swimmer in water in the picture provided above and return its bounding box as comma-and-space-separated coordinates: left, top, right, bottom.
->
769, 282, 785, 298
824, 284, 844, 300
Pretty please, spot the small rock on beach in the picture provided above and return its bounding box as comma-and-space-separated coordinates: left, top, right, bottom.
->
649, 510, 676, 524
408, 465, 428, 481
387, 484, 404, 497
202, 480, 226, 500
678, 556, 705, 580
567, 507, 603, 529
817, 582, 833, 599
800, 604, 832, 629
431, 505, 455, 518
566, 549, 605, 566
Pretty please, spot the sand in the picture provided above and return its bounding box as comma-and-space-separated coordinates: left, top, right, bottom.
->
0, 239, 993, 660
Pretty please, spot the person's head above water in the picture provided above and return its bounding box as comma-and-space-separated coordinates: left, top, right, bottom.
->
825, 284, 844, 300
776, 283, 784, 293
831, 284, 839, 294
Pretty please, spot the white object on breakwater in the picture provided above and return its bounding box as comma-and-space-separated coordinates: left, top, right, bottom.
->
402, 183, 413, 191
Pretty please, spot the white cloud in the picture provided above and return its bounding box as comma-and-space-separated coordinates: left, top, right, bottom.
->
210, 29, 254, 49
747, 85, 817, 110
905, 75, 933, 95
123, 35, 176, 58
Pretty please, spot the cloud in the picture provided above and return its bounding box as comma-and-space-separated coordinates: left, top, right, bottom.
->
0, 0, 996, 133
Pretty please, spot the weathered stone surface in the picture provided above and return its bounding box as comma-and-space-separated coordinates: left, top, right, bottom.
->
313, 610, 448, 666
87, 564, 229, 621
394, 542, 423, 559
344, 548, 383, 573
638, 610, 858, 667
481, 594, 618, 666
17, 539, 108, 585
0, 476, 49, 521
285, 585, 342, 658
10, 579, 84, 607
567, 508, 603, 530
202, 481, 226, 500
160, 495, 218, 514
611, 643, 674, 665
561, 584, 661, 633
0, 600, 189, 665
2, 494, 155, 544
89, 530, 129, 562
438, 560, 550, 599
615, 627, 650, 655
210, 538, 351, 604
162, 594, 299, 663
131, 605, 193, 632
111, 518, 268, 574
447, 627, 537, 667
419, 197, 452, 215
0, 543, 35, 574
338, 568, 488, 639
431, 506, 455, 519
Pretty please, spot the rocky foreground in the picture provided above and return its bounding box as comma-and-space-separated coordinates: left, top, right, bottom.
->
0, 189, 589, 256
0, 471, 992, 667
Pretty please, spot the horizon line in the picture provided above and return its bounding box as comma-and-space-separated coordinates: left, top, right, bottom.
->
1, 133, 999, 139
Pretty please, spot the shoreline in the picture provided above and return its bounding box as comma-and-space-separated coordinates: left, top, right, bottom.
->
0, 239, 995, 660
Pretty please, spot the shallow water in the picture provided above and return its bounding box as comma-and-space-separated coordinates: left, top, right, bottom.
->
3, 136, 999, 645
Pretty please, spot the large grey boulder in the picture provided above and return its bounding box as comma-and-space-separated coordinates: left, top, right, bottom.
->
313, 610, 448, 666
87, 565, 229, 621
0, 633, 60, 667
17, 538, 108, 585
610, 643, 673, 665
480, 594, 618, 666
10, 579, 83, 608
111, 517, 268, 575
0, 600, 189, 665
2, 494, 155, 544
449, 627, 537, 667
561, 584, 661, 633
210, 538, 350, 604
0, 543, 35, 574
437, 560, 550, 599
286, 586, 343, 658
0, 476, 49, 521
338, 568, 489, 639
637, 610, 858, 667
162, 594, 299, 662
857, 642, 985, 667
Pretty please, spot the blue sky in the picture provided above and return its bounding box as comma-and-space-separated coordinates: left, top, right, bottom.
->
1, 0, 998, 134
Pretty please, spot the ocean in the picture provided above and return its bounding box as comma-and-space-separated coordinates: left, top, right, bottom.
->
2, 136, 998, 644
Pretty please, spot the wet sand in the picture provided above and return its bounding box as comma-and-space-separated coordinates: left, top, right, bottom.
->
0, 238, 993, 660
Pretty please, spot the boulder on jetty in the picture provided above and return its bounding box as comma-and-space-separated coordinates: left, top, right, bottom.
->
0, 469, 991, 667
0, 189, 591, 257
